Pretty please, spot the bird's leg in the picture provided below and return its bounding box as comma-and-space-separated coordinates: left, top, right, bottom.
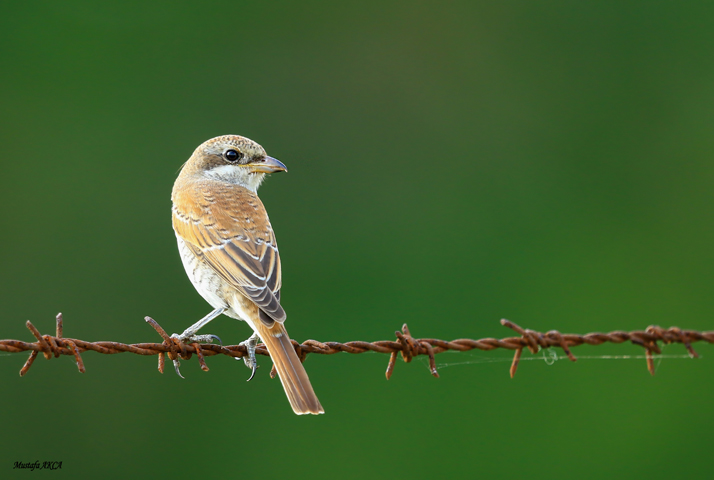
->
169, 307, 225, 378
171, 307, 225, 344
239, 332, 261, 381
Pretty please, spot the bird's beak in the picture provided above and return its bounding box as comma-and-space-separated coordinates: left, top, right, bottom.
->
249, 156, 288, 173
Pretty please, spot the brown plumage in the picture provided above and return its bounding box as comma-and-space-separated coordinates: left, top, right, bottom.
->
171, 135, 323, 415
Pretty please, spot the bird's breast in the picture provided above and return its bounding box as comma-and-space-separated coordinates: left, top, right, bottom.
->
176, 236, 229, 310
176, 236, 259, 324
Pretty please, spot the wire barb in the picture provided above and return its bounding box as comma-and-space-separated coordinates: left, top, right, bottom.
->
1, 314, 712, 379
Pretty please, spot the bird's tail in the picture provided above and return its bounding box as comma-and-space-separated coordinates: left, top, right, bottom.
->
252, 320, 324, 415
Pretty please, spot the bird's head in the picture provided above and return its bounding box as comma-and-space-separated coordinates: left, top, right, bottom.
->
181, 135, 287, 192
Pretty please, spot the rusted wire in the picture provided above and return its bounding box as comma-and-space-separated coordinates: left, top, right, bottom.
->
1, 313, 712, 379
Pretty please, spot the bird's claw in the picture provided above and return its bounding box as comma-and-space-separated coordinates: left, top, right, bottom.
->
246, 361, 258, 382
239, 333, 260, 382
168, 333, 220, 379
173, 359, 185, 379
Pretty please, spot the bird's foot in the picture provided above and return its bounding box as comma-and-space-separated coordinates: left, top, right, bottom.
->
238, 332, 260, 381
168, 332, 221, 379
170, 331, 222, 345
170, 307, 225, 346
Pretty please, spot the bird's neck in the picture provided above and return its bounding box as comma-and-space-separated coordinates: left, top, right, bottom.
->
201, 166, 265, 192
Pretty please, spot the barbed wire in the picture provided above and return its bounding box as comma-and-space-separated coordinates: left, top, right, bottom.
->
1, 313, 712, 379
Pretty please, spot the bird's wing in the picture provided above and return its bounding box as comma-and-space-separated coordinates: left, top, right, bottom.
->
172, 182, 284, 324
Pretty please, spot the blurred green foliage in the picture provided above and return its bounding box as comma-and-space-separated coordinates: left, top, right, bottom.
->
1, 1, 713, 479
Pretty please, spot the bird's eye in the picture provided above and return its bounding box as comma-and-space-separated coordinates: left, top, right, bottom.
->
224, 149, 242, 162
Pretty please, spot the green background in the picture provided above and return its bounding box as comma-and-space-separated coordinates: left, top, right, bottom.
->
1, 1, 713, 478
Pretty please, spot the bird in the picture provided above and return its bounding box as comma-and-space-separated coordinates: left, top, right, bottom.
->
170, 134, 324, 415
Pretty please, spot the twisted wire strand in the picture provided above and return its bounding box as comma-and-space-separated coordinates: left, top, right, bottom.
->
1, 314, 712, 379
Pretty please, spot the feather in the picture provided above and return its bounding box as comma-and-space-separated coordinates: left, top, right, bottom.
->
172, 179, 285, 322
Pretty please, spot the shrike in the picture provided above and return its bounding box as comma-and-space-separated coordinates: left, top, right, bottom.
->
171, 135, 323, 415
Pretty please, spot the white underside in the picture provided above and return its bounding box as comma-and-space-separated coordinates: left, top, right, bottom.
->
176, 235, 258, 330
